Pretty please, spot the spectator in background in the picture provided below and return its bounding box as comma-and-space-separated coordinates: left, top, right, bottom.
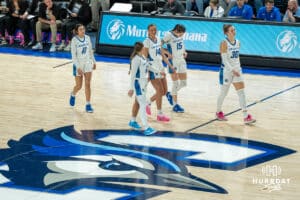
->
89, 0, 109, 31
283, 0, 300, 22
57, 0, 92, 51
6, 0, 30, 46
162, 0, 185, 15
204, 0, 224, 18
257, 0, 282, 21
186, 0, 209, 15
32, 0, 61, 52
26, 0, 40, 46
0, 0, 9, 45
228, 0, 253, 19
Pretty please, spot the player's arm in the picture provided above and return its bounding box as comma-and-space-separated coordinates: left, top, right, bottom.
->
128, 57, 139, 96
88, 37, 96, 69
220, 41, 232, 70
71, 39, 81, 73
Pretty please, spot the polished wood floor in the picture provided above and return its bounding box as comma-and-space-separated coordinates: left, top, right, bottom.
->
0, 53, 299, 199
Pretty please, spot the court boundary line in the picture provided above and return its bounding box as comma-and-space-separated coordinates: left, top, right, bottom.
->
184, 83, 300, 133
52, 61, 73, 68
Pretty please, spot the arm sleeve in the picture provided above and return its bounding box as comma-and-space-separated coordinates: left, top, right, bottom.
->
71, 39, 81, 69
221, 53, 234, 71
129, 57, 139, 90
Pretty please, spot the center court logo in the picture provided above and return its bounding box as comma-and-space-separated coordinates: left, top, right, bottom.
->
106, 19, 125, 40
0, 126, 295, 199
252, 165, 291, 192
276, 30, 298, 53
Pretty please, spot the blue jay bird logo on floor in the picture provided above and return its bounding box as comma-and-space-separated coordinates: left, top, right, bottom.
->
0, 126, 295, 199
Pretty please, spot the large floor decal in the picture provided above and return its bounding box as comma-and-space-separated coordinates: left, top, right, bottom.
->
0, 126, 295, 199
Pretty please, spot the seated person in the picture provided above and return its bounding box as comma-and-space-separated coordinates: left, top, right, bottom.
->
26, 0, 41, 46
257, 0, 281, 22
57, 0, 92, 51
32, 0, 61, 52
162, 0, 185, 15
228, 0, 253, 19
282, 0, 300, 22
186, 0, 209, 15
204, 0, 224, 18
0, 0, 9, 45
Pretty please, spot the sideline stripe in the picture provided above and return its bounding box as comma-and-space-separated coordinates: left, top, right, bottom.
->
184, 83, 300, 133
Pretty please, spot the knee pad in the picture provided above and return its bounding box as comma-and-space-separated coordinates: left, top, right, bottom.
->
178, 80, 187, 90
171, 80, 180, 95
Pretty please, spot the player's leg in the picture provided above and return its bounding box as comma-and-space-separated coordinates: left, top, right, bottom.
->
84, 72, 93, 113
233, 81, 256, 124
129, 98, 141, 130
70, 73, 83, 107
216, 68, 231, 120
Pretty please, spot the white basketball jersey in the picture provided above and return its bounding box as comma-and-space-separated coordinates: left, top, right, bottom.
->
143, 37, 164, 71
163, 31, 185, 60
71, 35, 95, 68
223, 39, 241, 70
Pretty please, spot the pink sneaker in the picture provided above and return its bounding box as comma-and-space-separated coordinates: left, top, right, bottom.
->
244, 114, 256, 124
157, 114, 170, 122
146, 104, 151, 115
216, 111, 228, 121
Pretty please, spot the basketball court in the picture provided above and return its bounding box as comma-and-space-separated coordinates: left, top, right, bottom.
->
0, 52, 299, 200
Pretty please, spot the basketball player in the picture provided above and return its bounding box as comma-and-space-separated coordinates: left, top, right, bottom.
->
162, 24, 187, 113
128, 42, 157, 136
143, 24, 170, 122
216, 24, 256, 124
69, 24, 96, 113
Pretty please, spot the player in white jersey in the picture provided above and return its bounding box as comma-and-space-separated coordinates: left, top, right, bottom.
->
162, 24, 187, 113
143, 24, 170, 122
128, 42, 157, 136
216, 24, 256, 124
69, 24, 96, 113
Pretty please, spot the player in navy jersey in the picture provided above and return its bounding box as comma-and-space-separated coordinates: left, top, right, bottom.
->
143, 24, 170, 122
216, 24, 256, 124
162, 24, 187, 113
69, 24, 96, 113
128, 42, 157, 136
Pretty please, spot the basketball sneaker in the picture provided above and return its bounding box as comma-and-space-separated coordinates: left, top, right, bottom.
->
128, 120, 141, 130
173, 104, 184, 113
57, 43, 65, 51
49, 43, 56, 52
146, 104, 151, 115
69, 95, 75, 106
86, 104, 94, 113
166, 92, 173, 106
32, 42, 43, 50
157, 114, 170, 122
244, 114, 256, 124
144, 127, 156, 136
216, 111, 228, 121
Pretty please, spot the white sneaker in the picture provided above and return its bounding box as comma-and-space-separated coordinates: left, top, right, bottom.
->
49, 43, 56, 52
64, 44, 71, 51
57, 43, 65, 51
32, 42, 43, 50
